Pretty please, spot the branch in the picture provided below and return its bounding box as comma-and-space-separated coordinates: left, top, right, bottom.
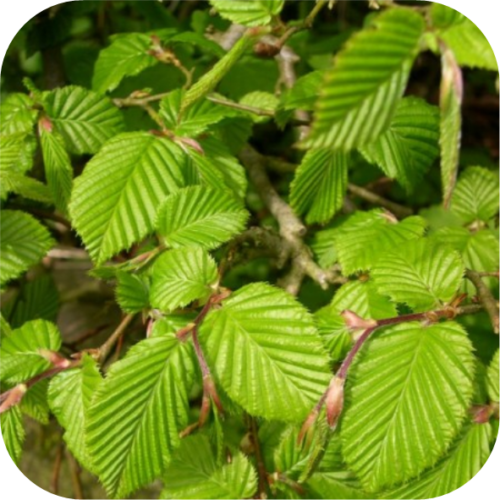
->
247, 415, 269, 499
98, 313, 135, 362
466, 269, 499, 334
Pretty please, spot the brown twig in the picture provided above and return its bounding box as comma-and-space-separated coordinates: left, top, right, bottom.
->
50, 441, 64, 495
466, 269, 499, 334
98, 313, 135, 363
248, 416, 269, 499
66, 450, 83, 500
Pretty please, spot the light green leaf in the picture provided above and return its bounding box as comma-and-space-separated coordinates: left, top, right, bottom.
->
161, 435, 257, 499
0, 320, 62, 384
0, 93, 37, 135
385, 422, 493, 498
450, 167, 499, 224
43, 85, 124, 155
308, 470, 369, 500
332, 210, 427, 275
0, 133, 36, 175
115, 271, 150, 314
209, 0, 284, 27
305, 8, 424, 150
70, 132, 187, 264
184, 148, 230, 189
150, 313, 197, 338
156, 186, 248, 250
341, 321, 475, 491
371, 239, 464, 312
200, 282, 331, 421
432, 4, 497, 70
280, 71, 324, 112
360, 97, 440, 190
49, 354, 102, 470
0, 166, 52, 204
487, 350, 499, 403
19, 380, 50, 424
290, 149, 348, 224
86, 334, 195, 497
39, 126, 72, 213
239, 91, 279, 123
150, 248, 218, 312
0, 313, 12, 337
316, 280, 397, 361
92, 33, 159, 93
0, 406, 25, 465
0, 210, 54, 286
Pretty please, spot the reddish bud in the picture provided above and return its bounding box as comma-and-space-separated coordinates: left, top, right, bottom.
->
471, 405, 493, 424
38, 349, 71, 368
341, 310, 377, 331
297, 408, 319, 447
325, 376, 345, 429
38, 115, 53, 132
0, 384, 27, 414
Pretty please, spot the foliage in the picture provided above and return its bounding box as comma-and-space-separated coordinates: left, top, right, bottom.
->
0, 2, 498, 500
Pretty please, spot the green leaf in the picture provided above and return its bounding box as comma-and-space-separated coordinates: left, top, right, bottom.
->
305, 8, 424, 150
371, 239, 464, 312
341, 321, 475, 491
161, 435, 257, 499
290, 149, 348, 224
0, 166, 52, 204
70, 132, 187, 264
239, 91, 279, 123
39, 126, 72, 213
0, 210, 54, 286
308, 470, 369, 500
86, 334, 195, 497
116, 271, 150, 314
487, 350, 499, 403
48, 354, 102, 470
315, 280, 397, 362
0, 313, 12, 337
360, 97, 439, 190
150, 313, 197, 338
150, 248, 218, 312
156, 186, 248, 250
450, 167, 499, 224
331, 210, 427, 275
209, 0, 284, 27
0, 133, 37, 175
384, 423, 493, 498
199, 282, 331, 421
431, 4, 497, 70
0, 406, 25, 465
0, 320, 62, 384
92, 33, 159, 93
43, 85, 124, 155
280, 71, 324, 112
0, 93, 37, 135
19, 380, 50, 424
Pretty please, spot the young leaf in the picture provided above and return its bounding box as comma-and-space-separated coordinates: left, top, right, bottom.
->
308, 470, 369, 500
0, 406, 25, 465
39, 125, 72, 214
450, 167, 499, 224
290, 149, 349, 224
70, 132, 187, 264
199, 283, 331, 421
161, 435, 257, 499
0, 133, 37, 175
43, 85, 124, 155
431, 4, 497, 71
331, 210, 427, 275
280, 71, 324, 112
371, 239, 464, 312
0, 167, 52, 204
19, 380, 50, 424
92, 33, 159, 93
0, 210, 54, 286
0, 320, 62, 384
209, 0, 284, 27
156, 186, 249, 250
150, 313, 197, 338
239, 91, 279, 123
86, 335, 195, 498
115, 271, 150, 314
360, 97, 440, 190
48, 354, 102, 471
0, 93, 37, 135
304, 8, 424, 150
341, 321, 475, 492
150, 248, 218, 312
487, 350, 499, 403
384, 423, 493, 498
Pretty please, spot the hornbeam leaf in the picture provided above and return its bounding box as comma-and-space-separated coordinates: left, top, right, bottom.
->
450, 166, 499, 224
341, 321, 475, 491
43, 85, 124, 155
199, 282, 331, 421
19, 380, 50, 424
39, 126, 72, 213
371, 238, 464, 312
0, 133, 37, 175
156, 186, 249, 250
150, 248, 218, 312
0, 406, 25, 465
360, 97, 439, 190
209, 0, 284, 27
0, 93, 37, 135
86, 334, 195, 498
0, 320, 62, 384
0, 210, 54, 286
384, 423, 493, 498
290, 149, 349, 224
116, 271, 150, 314
0, 166, 52, 204
487, 350, 499, 403
70, 132, 188, 264
305, 8, 424, 150
48, 355, 102, 470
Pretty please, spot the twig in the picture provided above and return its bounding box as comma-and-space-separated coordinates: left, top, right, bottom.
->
66, 450, 83, 500
207, 95, 275, 117
466, 270, 499, 334
50, 442, 64, 495
248, 416, 269, 499
98, 314, 135, 362
47, 247, 90, 261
